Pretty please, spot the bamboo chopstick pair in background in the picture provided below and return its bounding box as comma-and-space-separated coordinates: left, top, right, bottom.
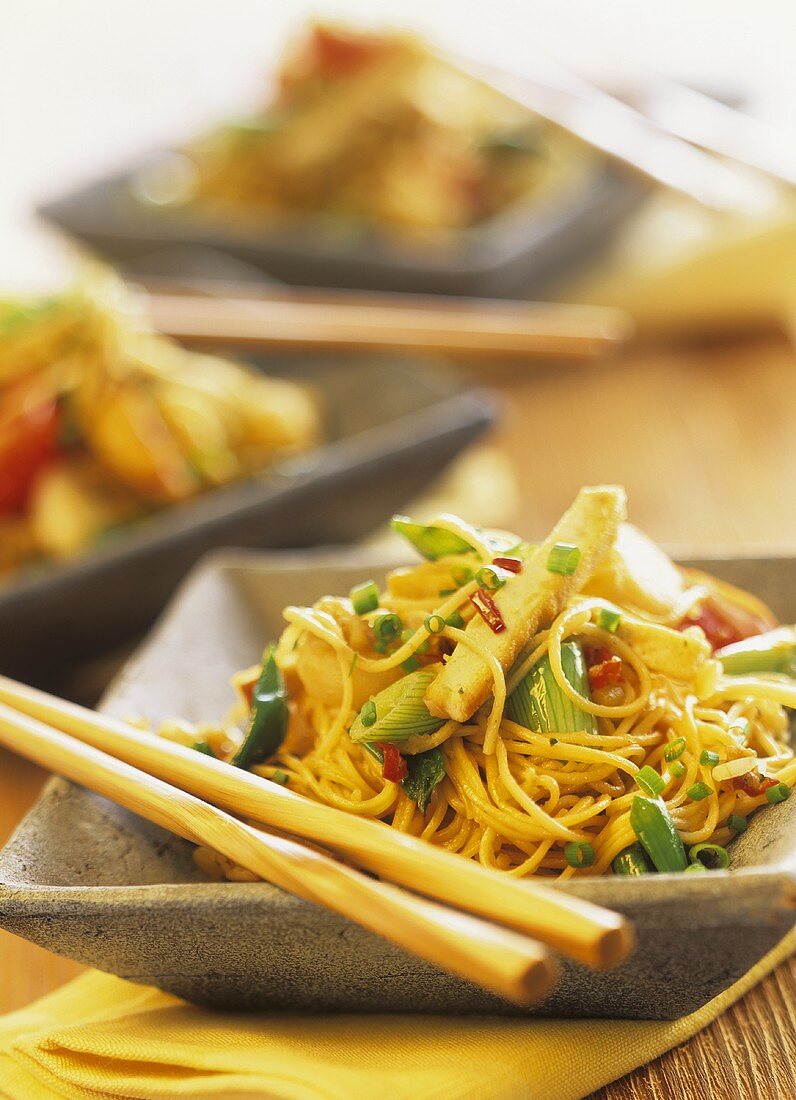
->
0, 675, 633, 1007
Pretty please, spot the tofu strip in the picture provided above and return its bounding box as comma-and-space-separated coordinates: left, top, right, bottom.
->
424, 485, 627, 723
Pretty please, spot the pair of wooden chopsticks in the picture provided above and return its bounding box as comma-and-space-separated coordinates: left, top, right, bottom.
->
0, 675, 633, 1006
145, 282, 634, 362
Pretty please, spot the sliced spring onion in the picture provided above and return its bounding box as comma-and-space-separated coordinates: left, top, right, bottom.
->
374, 613, 402, 642
766, 782, 790, 804
687, 782, 713, 801
689, 843, 730, 869
506, 641, 597, 735
424, 614, 447, 635
401, 629, 430, 655
635, 765, 665, 797
231, 647, 289, 770
664, 737, 686, 762
349, 669, 445, 745
350, 580, 379, 615
192, 741, 215, 757
612, 843, 651, 876
670, 761, 686, 779
271, 769, 290, 786
360, 700, 377, 728
728, 814, 747, 832
401, 656, 421, 674
390, 517, 475, 559
445, 611, 465, 629
476, 565, 507, 591
451, 564, 474, 587
716, 626, 796, 677
564, 841, 595, 868
546, 542, 581, 576
597, 607, 622, 633
684, 862, 708, 874
630, 795, 688, 872
700, 750, 720, 767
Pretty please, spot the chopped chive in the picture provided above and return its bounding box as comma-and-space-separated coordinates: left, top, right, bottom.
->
564, 841, 595, 868
597, 608, 621, 633
445, 611, 465, 629
350, 580, 379, 615
401, 656, 420, 674
374, 613, 403, 642
700, 750, 720, 767
271, 769, 290, 786
360, 700, 377, 728
635, 765, 665, 797
438, 588, 457, 596
670, 761, 686, 779
689, 843, 730, 870
424, 614, 447, 635
546, 542, 581, 576
476, 565, 506, 591
687, 782, 713, 801
765, 782, 790, 804
684, 862, 708, 874
664, 737, 686, 762
728, 814, 747, 832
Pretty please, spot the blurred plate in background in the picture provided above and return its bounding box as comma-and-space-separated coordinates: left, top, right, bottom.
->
0, 356, 495, 681
39, 158, 645, 298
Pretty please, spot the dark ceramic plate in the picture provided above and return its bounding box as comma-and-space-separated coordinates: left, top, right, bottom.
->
39, 156, 645, 297
0, 358, 494, 680
0, 550, 794, 1019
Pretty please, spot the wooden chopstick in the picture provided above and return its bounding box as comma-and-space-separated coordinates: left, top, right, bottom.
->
146, 286, 633, 361
0, 699, 557, 1006
0, 675, 634, 970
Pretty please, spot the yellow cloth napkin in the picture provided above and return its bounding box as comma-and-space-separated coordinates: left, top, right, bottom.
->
1, 928, 793, 1100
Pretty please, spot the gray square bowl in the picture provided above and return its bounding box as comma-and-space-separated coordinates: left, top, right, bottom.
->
1, 550, 794, 1019
39, 156, 645, 298
0, 357, 494, 682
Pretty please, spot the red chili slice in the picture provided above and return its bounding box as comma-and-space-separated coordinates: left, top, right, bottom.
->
375, 741, 408, 783
492, 556, 523, 574
588, 656, 624, 690
470, 588, 506, 633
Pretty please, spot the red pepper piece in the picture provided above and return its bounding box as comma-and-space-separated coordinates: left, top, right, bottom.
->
375, 741, 408, 783
492, 556, 523, 574
0, 388, 60, 515
470, 588, 506, 633
679, 595, 770, 651
732, 771, 778, 798
588, 655, 624, 690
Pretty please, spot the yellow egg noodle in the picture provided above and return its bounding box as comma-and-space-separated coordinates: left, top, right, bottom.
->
160, 487, 795, 880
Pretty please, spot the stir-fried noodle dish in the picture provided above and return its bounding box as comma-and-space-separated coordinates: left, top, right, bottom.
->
161, 486, 795, 880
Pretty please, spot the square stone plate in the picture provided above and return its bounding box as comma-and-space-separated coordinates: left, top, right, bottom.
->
0, 550, 794, 1019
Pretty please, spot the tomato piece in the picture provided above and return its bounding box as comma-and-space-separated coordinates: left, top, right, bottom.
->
679, 595, 769, 651
588, 656, 624, 691
375, 741, 408, 783
0, 385, 60, 514
310, 26, 388, 78
732, 771, 778, 798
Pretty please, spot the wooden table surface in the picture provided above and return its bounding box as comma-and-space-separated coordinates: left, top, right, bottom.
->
1, 334, 795, 1097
